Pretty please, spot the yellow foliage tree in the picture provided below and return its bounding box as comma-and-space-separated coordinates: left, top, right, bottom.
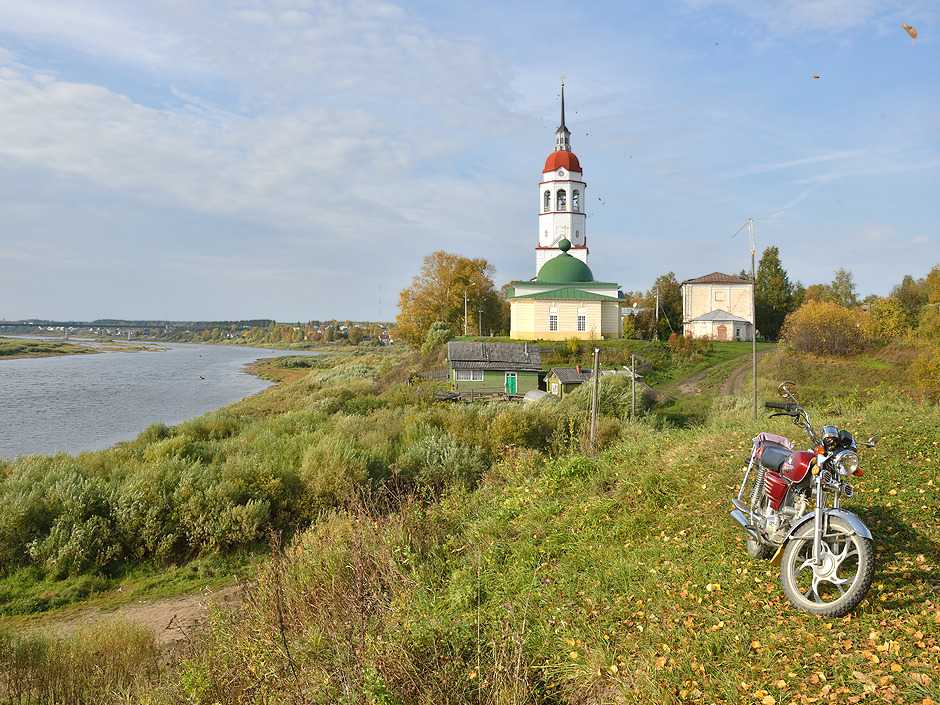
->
396, 251, 506, 347
911, 347, 940, 402
862, 297, 911, 344
781, 300, 865, 356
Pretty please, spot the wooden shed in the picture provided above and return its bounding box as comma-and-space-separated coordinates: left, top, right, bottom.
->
546, 366, 593, 399
447, 341, 541, 397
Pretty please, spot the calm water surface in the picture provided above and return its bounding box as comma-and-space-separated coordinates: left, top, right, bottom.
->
0, 342, 317, 459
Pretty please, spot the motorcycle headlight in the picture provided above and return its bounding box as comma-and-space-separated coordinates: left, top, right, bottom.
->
835, 450, 859, 476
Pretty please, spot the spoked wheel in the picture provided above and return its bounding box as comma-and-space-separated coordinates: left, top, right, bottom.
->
780, 519, 874, 617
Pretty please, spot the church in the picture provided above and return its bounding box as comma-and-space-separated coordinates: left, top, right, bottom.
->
509, 84, 623, 340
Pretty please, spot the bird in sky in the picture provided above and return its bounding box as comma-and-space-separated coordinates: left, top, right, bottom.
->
812, 74, 821, 80
902, 23, 918, 40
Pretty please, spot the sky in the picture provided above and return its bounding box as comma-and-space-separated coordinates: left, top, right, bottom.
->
1, 0, 938, 321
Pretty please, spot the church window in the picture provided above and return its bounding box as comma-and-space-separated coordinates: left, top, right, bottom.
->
543, 190, 550, 212
574, 229, 580, 240
549, 314, 558, 332
577, 314, 587, 332
572, 189, 580, 211
556, 189, 567, 211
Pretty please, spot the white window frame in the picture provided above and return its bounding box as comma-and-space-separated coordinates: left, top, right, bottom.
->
549, 314, 559, 332
455, 369, 484, 382
577, 314, 587, 332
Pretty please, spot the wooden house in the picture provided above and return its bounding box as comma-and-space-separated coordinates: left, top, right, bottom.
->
546, 366, 592, 398
447, 341, 541, 397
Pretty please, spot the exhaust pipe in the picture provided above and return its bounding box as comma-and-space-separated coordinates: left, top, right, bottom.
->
730, 508, 760, 541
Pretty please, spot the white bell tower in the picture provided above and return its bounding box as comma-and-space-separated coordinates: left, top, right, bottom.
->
536, 81, 588, 273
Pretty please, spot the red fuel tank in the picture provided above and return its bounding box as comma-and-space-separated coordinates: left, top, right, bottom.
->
783, 450, 815, 483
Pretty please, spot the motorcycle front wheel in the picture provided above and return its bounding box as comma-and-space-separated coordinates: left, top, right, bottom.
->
779, 520, 874, 617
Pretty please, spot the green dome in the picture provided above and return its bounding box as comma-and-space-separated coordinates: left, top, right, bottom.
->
537, 242, 595, 283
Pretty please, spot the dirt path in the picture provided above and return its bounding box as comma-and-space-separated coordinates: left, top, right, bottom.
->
720, 350, 771, 396
31, 583, 244, 647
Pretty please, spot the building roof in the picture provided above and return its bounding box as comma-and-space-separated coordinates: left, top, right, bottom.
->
548, 367, 593, 384
543, 150, 582, 173
447, 341, 541, 371
689, 308, 751, 323
681, 272, 752, 286
535, 239, 595, 284
512, 287, 621, 302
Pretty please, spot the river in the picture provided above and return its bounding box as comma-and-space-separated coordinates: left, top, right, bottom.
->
0, 341, 317, 459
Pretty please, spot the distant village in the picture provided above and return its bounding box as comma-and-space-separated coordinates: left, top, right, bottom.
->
0, 319, 393, 346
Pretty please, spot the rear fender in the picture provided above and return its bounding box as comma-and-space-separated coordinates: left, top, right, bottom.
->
784, 509, 873, 543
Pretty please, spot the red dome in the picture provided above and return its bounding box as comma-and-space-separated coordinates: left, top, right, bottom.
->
543, 150, 582, 173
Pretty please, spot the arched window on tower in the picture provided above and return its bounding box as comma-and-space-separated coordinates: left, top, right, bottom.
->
572, 189, 580, 212
543, 190, 550, 212
556, 189, 567, 211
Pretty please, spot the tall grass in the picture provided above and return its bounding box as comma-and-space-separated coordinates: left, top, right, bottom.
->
0, 621, 161, 704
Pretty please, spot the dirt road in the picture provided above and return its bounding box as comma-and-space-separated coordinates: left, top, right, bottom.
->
720, 350, 771, 396
31, 583, 244, 647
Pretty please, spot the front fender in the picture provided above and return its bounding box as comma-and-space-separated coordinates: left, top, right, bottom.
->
784, 509, 873, 543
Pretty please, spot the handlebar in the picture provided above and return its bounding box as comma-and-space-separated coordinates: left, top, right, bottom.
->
764, 401, 798, 412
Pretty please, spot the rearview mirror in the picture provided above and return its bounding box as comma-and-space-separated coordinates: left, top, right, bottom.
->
778, 381, 796, 398
864, 435, 879, 448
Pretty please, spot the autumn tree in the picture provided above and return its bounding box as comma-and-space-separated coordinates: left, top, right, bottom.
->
755, 246, 795, 340
632, 273, 682, 339
803, 283, 831, 303
830, 269, 858, 308
396, 251, 505, 347
891, 274, 928, 325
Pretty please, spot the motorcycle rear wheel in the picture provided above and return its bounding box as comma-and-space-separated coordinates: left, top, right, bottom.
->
779, 520, 874, 617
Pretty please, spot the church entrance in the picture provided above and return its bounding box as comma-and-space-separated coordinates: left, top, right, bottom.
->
715, 324, 728, 341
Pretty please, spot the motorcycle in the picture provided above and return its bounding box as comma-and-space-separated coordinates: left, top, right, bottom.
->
730, 381, 877, 616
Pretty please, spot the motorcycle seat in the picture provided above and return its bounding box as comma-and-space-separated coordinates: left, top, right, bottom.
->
759, 442, 792, 471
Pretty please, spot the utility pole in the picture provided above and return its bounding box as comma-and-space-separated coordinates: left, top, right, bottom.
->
478, 309, 483, 337
654, 287, 660, 340
464, 281, 477, 337
748, 218, 758, 420
630, 353, 637, 420
589, 347, 601, 451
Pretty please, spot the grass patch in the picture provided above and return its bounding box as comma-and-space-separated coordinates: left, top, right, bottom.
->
0, 337, 96, 359
0, 551, 258, 618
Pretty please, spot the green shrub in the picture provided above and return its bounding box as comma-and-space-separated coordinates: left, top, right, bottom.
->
395, 428, 488, 491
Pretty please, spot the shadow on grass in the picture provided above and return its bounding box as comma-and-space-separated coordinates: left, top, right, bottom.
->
862, 504, 940, 610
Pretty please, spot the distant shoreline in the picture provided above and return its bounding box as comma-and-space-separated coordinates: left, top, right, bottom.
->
0, 336, 165, 361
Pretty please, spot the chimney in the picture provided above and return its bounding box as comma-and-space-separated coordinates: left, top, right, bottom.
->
576, 365, 581, 374
524, 342, 529, 359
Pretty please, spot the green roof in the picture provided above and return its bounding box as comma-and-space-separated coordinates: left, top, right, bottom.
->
512, 287, 621, 302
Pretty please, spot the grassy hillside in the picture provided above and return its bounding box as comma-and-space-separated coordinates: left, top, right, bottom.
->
1, 345, 937, 704
168, 397, 938, 705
